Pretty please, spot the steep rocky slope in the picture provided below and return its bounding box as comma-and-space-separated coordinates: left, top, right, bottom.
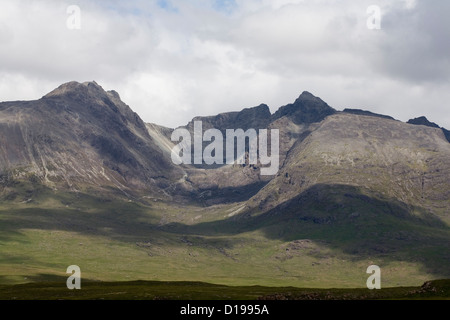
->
408, 116, 450, 143
0, 81, 183, 197
248, 112, 450, 224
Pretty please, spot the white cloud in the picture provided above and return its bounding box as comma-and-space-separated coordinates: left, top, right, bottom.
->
0, 0, 449, 129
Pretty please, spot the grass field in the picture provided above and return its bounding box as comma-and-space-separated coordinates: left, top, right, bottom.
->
0, 184, 449, 297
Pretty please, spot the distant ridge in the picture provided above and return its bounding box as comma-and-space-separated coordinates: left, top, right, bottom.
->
343, 108, 395, 121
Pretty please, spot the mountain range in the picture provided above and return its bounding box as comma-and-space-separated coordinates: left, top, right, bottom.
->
0, 81, 449, 289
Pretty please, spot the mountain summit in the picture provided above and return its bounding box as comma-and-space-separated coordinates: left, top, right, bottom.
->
0, 81, 181, 196
43, 81, 102, 98
272, 91, 336, 124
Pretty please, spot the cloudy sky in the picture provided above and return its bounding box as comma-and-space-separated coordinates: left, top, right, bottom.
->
0, 0, 449, 129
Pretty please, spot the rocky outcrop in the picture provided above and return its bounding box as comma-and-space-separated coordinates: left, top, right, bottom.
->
408, 116, 450, 143
272, 91, 336, 124
184, 103, 272, 132
407, 116, 440, 129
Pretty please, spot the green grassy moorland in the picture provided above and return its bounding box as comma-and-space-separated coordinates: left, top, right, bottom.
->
0, 182, 449, 299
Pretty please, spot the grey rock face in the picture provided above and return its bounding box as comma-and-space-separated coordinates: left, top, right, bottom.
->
272, 91, 336, 124
407, 116, 450, 143
0, 81, 182, 195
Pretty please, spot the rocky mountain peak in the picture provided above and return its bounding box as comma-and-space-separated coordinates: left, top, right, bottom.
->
43, 81, 109, 101
295, 91, 322, 103
41, 81, 140, 128
186, 103, 272, 132
251, 103, 271, 114
408, 116, 450, 143
0, 80, 180, 194
407, 116, 440, 129
272, 91, 336, 124
43, 81, 86, 98
82, 80, 106, 95
236, 103, 271, 127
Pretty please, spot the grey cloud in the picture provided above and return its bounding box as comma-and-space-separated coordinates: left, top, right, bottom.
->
0, 0, 449, 129
372, 0, 450, 83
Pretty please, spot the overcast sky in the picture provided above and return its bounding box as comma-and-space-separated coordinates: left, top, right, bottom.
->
0, 0, 449, 129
